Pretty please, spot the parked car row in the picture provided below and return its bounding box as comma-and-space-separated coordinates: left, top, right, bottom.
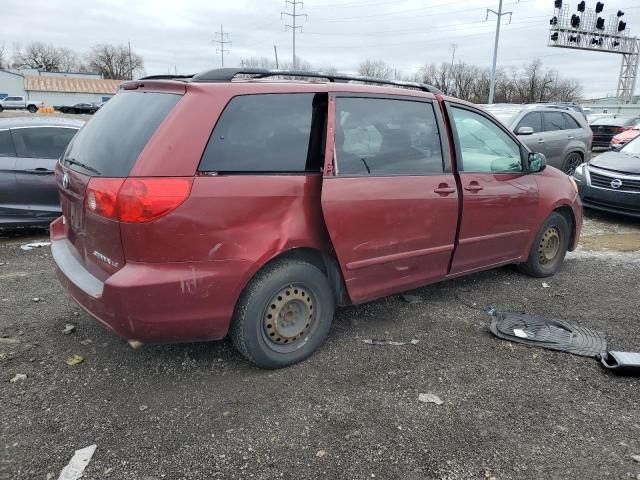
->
0, 96, 42, 113
589, 115, 640, 149
53, 102, 105, 115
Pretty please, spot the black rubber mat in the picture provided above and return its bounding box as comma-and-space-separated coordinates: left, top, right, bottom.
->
489, 310, 607, 358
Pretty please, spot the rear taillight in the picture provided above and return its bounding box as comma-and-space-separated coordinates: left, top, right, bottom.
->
85, 177, 192, 223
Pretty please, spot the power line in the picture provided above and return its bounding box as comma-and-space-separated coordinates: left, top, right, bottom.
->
282, 0, 307, 68
214, 24, 231, 67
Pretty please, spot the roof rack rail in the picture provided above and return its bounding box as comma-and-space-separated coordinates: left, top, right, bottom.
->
190, 67, 443, 95
138, 74, 195, 80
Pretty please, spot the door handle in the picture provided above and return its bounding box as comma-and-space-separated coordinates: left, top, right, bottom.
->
434, 186, 456, 195
464, 183, 484, 192
24, 168, 54, 175
568, 135, 574, 139
537, 139, 544, 143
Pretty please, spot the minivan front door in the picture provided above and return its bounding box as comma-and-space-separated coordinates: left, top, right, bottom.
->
321, 95, 459, 303
447, 103, 539, 274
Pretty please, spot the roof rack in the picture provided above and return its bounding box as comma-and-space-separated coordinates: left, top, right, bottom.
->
138, 74, 195, 80
188, 67, 443, 95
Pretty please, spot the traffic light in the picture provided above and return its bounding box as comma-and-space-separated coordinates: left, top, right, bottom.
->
596, 17, 605, 30
595, 2, 604, 13
613, 40, 620, 47
551, 32, 559, 41
571, 14, 580, 28
554, 0, 562, 8
617, 10, 624, 17
591, 38, 603, 46
569, 34, 580, 42
550, 16, 558, 26
618, 20, 626, 32
577, 1, 585, 13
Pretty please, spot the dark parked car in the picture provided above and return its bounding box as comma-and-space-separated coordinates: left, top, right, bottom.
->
51, 68, 582, 368
54, 103, 99, 114
590, 115, 640, 148
573, 134, 640, 217
0, 117, 84, 226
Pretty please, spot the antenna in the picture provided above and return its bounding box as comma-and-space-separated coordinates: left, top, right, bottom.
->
214, 24, 231, 68
281, 0, 307, 69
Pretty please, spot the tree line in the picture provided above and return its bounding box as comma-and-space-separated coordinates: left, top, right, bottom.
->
240, 56, 582, 103
0, 41, 144, 80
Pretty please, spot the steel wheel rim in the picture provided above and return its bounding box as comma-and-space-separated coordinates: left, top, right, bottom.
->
565, 154, 582, 175
538, 227, 561, 265
261, 284, 316, 353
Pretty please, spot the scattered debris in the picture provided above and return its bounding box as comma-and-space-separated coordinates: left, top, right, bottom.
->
631, 454, 640, 463
73, 312, 79, 317
57, 444, 96, 480
601, 352, 640, 374
65, 354, 84, 366
62, 324, 76, 335
0, 337, 20, 344
513, 328, 528, 339
542, 282, 551, 288
139, 405, 148, 412
128, 340, 143, 349
10, 373, 27, 383
410, 339, 420, 345
80, 339, 93, 346
32, 297, 41, 303
20, 241, 51, 251
316, 450, 327, 458
418, 393, 443, 405
401, 294, 423, 304
363, 339, 406, 346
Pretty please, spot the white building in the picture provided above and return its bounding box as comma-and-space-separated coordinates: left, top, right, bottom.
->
0, 69, 122, 106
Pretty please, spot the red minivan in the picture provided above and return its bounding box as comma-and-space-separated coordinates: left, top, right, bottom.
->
51, 68, 582, 368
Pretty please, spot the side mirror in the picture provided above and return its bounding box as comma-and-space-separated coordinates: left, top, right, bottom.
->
528, 152, 546, 173
517, 126, 534, 135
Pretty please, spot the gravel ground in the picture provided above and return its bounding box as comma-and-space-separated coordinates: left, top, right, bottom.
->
1, 211, 639, 480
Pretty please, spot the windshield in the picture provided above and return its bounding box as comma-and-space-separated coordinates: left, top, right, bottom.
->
621, 135, 640, 156
482, 107, 519, 126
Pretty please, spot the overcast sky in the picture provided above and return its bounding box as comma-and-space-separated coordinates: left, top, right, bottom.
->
2, 0, 639, 98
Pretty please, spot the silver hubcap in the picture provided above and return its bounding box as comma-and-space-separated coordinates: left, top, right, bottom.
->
539, 227, 561, 265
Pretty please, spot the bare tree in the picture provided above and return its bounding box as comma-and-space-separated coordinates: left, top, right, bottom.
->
0, 43, 6, 69
58, 47, 86, 72
240, 56, 278, 69
358, 60, 392, 79
12, 42, 63, 71
87, 44, 144, 80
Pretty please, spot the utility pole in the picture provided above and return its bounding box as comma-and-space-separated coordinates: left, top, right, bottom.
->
450, 43, 458, 69
486, 1, 512, 104
214, 24, 231, 67
127, 41, 133, 80
274, 45, 279, 69
282, 0, 307, 69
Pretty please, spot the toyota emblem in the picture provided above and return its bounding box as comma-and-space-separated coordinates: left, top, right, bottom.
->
62, 172, 70, 189
610, 178, 623, 189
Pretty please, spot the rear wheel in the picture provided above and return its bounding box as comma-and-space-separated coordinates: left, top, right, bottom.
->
230, 259, 335, 369
562, 152, 582, 175
27, 105, 37, 113
518, 212, 570, 278
0, 105, 3, 112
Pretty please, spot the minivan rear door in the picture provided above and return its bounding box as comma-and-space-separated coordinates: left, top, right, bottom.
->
57, 90, 182, 280
321, 95, 459, 303
0, 128, 18, 221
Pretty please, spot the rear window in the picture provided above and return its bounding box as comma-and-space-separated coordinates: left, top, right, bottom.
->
563, 113, 581, 129
199, 93, 325, 173
591, 117, 637, 127
62, 92, 180, 177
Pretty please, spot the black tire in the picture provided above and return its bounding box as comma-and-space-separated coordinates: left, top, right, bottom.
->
562, 152, 583, 175
89, 109, 96, 114
231, 259, 335, 369
0, 105, 3, 113
518, 212, 570, 278
27, 105, 37, 113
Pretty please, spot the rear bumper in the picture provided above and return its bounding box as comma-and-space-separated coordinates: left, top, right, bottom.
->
50, 217, 254, 343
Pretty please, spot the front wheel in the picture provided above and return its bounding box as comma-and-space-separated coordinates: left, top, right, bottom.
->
562, 152, 582, 175
518, 212, 570, 278
230, 259, 335, 369
27, 105, 38, 113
